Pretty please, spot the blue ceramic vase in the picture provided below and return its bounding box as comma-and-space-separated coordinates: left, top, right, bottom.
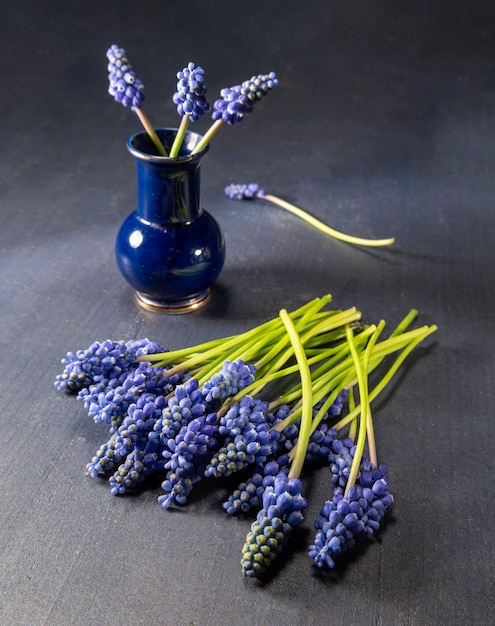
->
116, 128, 225, 312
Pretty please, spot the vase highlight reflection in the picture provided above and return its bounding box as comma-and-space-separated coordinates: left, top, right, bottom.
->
116, 128, 225, 312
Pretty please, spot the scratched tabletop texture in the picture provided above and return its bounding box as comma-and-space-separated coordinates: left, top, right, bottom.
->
1, 1, 494, 625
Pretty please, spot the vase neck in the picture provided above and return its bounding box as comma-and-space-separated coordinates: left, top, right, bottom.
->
134, 156, 204, 224
128, 128, 208, 225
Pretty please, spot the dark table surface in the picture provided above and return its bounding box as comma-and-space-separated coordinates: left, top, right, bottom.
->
1, 1, 494, 625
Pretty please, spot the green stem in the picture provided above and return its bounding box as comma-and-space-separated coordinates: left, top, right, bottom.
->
169, 115, 190, 158
252, 298, 341, 390
191, 119, 224, 154
261, 193, 395, 247
270, 347, 362, 432
271, 327, 375, 432
272, 318, 433, 436
254, 297, 326, 373
362, 320, 385, 468
148, 297, 334, 378
195, 329, 280, 387
347, 387, 357, 440
134, 107, 168, 156
279, 309, 313, 480
344, 324, 372, 497
234, 342, 350, 411
216, 302, 349, 415
342, 324, 436, 386
264, 307, 362, 398
305, 322, 363, 351
389, 309, 418, 338
333, 324, 437, 432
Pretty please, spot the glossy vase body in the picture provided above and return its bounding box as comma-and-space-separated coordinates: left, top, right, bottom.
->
116, 129, 225, 312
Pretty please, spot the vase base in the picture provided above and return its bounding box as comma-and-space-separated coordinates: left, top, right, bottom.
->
135, 289, 210, 313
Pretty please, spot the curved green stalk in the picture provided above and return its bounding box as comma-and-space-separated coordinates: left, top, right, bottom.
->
333, 324, 437, 432
362, 320, 386, 468
261, 193, 395, 247
264, 307, 362, 399
230, 344, 347, 410
254, 296, 329, 374
271, 328, 375, 432
344, 324, 372, 497
279, 309, 313, 480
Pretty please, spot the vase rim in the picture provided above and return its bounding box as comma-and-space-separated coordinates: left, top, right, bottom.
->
127, 127, 209, 163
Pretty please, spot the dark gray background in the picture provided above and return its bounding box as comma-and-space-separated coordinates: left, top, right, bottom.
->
1, 1, 494, 624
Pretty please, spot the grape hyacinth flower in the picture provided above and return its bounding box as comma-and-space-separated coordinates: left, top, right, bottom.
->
307, 321, 394, 570
210, 73, 278, 126
223, 454, 290, 516
55, 339, 127, 392
106, 44, 167, 156
158, 413, 219, 509
109, 445, 164, 496
112, 394, 165, 459
169, 62, 210, 157
308, 462, 393, 569
211, 85, 253, 126
224, 182, 264, 201
305, 423, 338, 463
200, 360, 256, 406
240, 72, 278, 104
87, 393, 167, 492
173, 62, 210, 121
239, 308, 313, 577
151, 374, 220, 509
241, 472, 307, 577
107, 44, 145, 111
150, 378, 208, 450
329, 437, 357, 488
223, 467, 265, 516
54, 338, 166, 393
191, 71, 278, 155
78, 362, 180, 432
204, 395, 279, 478
86, 433, 125, 478
224, 182, 395, 247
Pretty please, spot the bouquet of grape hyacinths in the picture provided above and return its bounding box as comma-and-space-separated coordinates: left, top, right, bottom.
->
55, 295, 436, 578
106, 44, 278, 158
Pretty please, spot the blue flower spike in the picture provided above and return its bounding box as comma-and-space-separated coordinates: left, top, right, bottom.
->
241, 472, 307, 577
169, 62, 210, 157
204, 395, 278, 478
308, 462, 394, 569
307, 322, 393, 570
225, 182, 395, 247
191, 71, 278, 155
106, 44, 168, 156
239, 308, 313, 577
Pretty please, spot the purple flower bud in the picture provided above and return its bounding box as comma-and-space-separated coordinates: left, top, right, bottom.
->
173, 61, 210, 122
106, 44, 145, 112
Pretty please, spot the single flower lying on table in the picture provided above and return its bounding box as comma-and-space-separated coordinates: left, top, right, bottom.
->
55, 295, 436, 578
225, 182, 395, 247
